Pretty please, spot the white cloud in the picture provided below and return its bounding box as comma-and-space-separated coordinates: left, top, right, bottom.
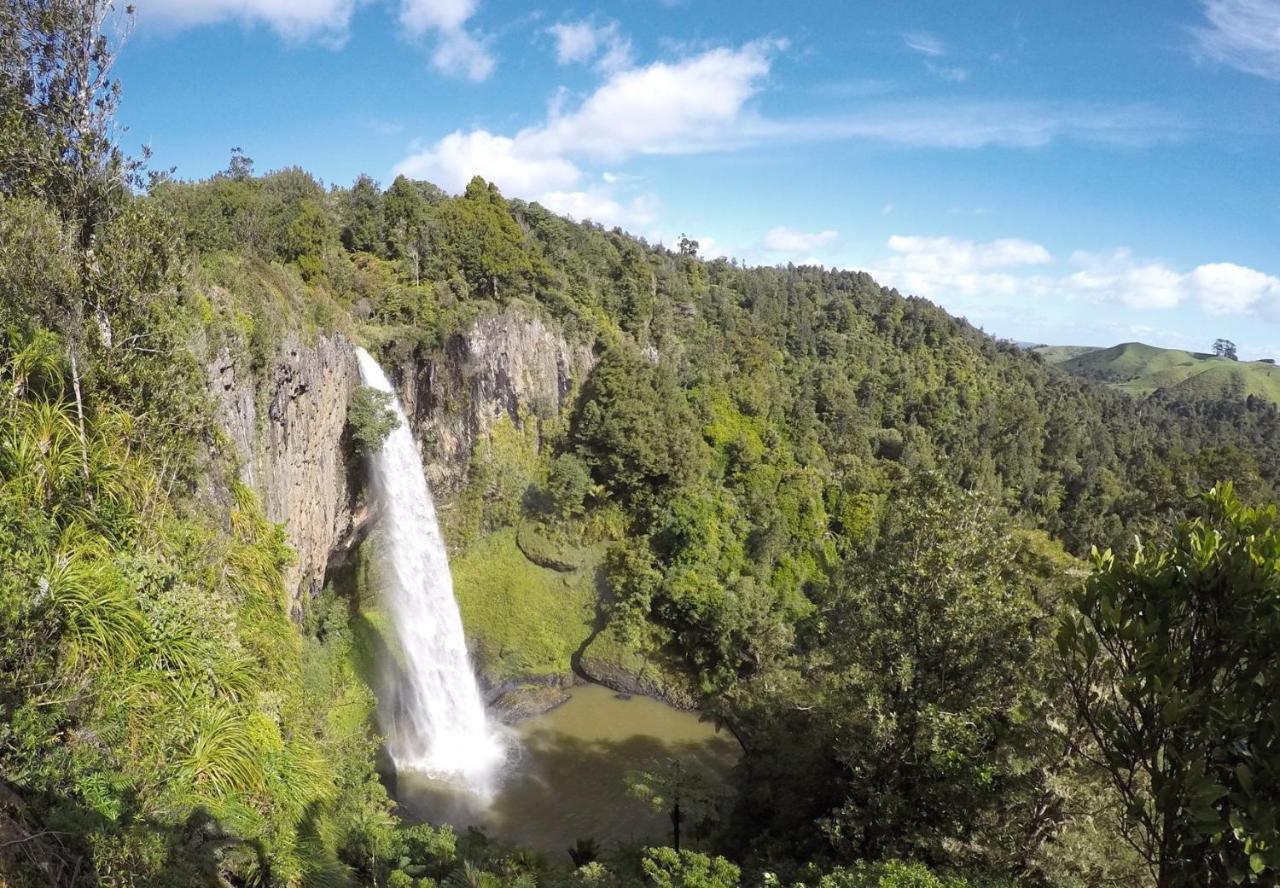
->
887, 235, 1051, 271
904, 32, 946, 57
547, 19, 632, 71
395, 129, 580, 194
1066, 249, 1186, 309
399, 0, 494, 80
395, 39, 778, 199
1195, 0, 1280, 80
135, 0, 356, 42
526, 40, 778, 160
763, 226, 839, 253
1188, 262, 1280, 315
867, 236, 1280, 321
754, 101, 1188, 149
538, 189, 657, 228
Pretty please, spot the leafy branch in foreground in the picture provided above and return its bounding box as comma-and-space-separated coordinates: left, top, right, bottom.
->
1060, 483, 1280, 886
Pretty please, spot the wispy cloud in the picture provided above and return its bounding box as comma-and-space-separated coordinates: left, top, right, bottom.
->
1194, 0, 1280, 80
749, 100, 1191, 149
136, 0, 496, 76
904, 30, 970, 82
135, 0, 358, 44
763, 226, 839, 253
904, 32, 946, 57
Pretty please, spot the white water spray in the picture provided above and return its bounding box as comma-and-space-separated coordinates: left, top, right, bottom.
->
355, 347, 506, 797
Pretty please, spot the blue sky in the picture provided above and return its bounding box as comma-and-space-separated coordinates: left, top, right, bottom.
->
117, 0, 1280, 356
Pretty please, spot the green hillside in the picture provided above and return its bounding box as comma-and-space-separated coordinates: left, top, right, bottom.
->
1044, 341, 1280, 402
1031, 344, 1100, 364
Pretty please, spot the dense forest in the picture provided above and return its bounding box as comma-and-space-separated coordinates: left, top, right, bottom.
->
2, 3, 1279, 887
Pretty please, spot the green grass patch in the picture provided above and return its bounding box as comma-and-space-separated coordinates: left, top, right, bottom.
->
452, 528, 603, 684
1051, 341, 1280, 404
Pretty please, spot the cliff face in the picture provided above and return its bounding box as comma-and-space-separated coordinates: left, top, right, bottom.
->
205, 306, 595, 613
399, 307, 596, 497
208, 333, 359, 610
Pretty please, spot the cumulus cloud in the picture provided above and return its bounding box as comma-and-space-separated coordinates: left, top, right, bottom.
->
868, 235, 1280, 321
399, 0, 494, 80
1065, 249, 1186, 309
394, 39, 778, 221
763, 226, 839, 253
538, 189, 658, 228
134, 0, 357, 42
1195, 0, 1280, 80
547, 19, 632, 71
1188, 262, 1280, 315
396, 129, 580, 194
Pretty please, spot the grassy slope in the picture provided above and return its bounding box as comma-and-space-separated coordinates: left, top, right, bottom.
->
451, 528, 602, 686
1033, 345, 1100, 364
1051, 342, 1280, 402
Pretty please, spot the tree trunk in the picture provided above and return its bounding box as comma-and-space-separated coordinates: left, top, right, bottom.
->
68, 344, 90, 481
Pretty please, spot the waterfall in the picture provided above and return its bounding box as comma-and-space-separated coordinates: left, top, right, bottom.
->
355, 347, 506, 797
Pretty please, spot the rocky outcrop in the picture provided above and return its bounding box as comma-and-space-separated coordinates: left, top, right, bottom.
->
205, 306, 596, 617
398, 307, 596, 496
208, 333, 359, 611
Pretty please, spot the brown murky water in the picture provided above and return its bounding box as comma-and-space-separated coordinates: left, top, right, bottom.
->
392, 684, 739, 856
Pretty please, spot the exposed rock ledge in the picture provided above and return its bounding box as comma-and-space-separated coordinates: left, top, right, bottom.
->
208, 333, 359, 612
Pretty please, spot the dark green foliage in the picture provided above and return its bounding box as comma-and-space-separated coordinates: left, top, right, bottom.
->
570, 346, 704, 514
342, 174, 387, 255
428, 176, 549, 301
1060, 484, 1280, 886
546, 452, 594, 520
349, 385, 400, 456
5, 7, 1280, 885
726, 479, 1055, 868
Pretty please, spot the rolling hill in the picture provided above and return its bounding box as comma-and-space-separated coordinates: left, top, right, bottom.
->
1034, 341, 1280, 402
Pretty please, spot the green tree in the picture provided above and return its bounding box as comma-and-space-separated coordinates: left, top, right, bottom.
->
571, 347, 703, 514
430, 177, 543, 300
642, 847, 740, 888
342, 173, 386, 255
1059, 484, 1280, 886
547, 452, 593, 520
349, 385, 400, 456
385, 174, 432, 284
286, 198, 332, 281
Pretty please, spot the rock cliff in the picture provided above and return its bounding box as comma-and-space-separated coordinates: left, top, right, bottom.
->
399, 307, 596, 497
208, 333, 359, 611
206, 306, 596, 613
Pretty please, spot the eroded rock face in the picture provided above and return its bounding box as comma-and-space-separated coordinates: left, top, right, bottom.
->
208, 334, 359, 611
399, 307, 596, 497
205, 307, 596, 618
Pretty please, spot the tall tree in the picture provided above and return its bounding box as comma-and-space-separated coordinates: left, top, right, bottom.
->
1059, 484, 1280, 886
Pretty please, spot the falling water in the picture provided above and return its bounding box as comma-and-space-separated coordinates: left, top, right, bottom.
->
355, 347, 506, 797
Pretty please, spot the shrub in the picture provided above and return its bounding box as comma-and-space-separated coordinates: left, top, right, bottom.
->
349, 385, 400, 456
